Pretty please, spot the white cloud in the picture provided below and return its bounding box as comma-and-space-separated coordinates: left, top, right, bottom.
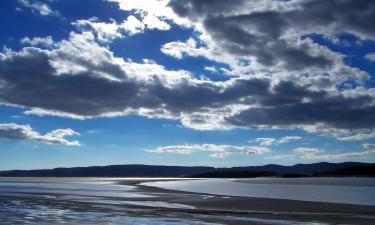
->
142, 14, 170, 30
147, 144, 270, 158
365, 52, 375, 62
279, 136, 302, 144
18, 0, 60, 17
120, 15, 145, 35
108, 0, 190, 27
73, 14, 172, 42
72, 0, 190, 42
293, 145, 375, 160
363, 143, 375, 149
0, 123, 80, 146
73, 18, 123, 42
302, 149, 375, 160
161, 38, 239, 70
0, 30, 374, 137
160, 0, 371, 108
335, 130, 375, 141
161, 38, 200, 59
265, 154, 295, 160
209, 152, 231, 159
204, 66, 217, 73
255, 138, 276, 146
255, 136, 302, 146
168, 0, 375, 73
20, 36, 55, 47
294, 147, 323, 155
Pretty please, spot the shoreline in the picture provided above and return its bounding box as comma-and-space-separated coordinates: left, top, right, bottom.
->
121, 179, 375, 224
131, 180, 375, 213
0, 177, 375, 224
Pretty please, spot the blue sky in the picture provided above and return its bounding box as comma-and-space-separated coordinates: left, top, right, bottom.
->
0, 0, 375, 170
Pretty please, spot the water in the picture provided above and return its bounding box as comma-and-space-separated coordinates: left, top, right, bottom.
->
0, 177, 373, 224
0, 199, 208, 225
144, 177, 375, 206
0, 177, 199, 208
0, 177, 214, 225
0, 199, 330, 225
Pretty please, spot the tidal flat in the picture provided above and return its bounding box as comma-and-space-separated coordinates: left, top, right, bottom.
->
0, 177, 374, 225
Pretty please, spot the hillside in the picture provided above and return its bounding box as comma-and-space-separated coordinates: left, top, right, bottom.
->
0, 162, 371, 177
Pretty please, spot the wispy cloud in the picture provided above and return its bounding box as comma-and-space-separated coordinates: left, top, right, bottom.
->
265, 154, 295, 160
363, 143, 375, 149
266, 145, 375, 161
0, 123, 80, 146
72, 11, 171, 43
365, 52, 375, 62
147, 144, 270, 158
20, 36, 55, 47
293, 146, 375, 160
254, 136, 302, 146
337, 131, 375, 141
18, 0, 60, 17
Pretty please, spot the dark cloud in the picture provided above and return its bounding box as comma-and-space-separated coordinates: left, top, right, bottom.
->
169, 0, 375, 70
0, 31, 374, 131
227, 95, 375, 129
0, 45, 266, 117
0, 48, 139, 116
169, 0, 246, 19
0, 126, 28, 140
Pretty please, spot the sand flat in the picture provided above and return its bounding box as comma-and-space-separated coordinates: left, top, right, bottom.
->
0, 177, 374, 224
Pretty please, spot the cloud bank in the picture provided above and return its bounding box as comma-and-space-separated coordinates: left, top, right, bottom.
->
0, 30, 374, 135
0, 0, 373, 143
168, 0, 375, 70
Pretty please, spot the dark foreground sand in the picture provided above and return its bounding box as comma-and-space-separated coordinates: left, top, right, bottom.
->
117, 179, 375, 225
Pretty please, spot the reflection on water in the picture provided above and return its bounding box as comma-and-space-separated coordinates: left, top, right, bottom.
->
0, 178, 212, 224
0, 199, 206, 225
0, 199, 331, 225
224, 216, 330, 225
0, 177, 372, 224
145, 177, 375, 206
0, 182, 149, 198
75, 198, 195, 209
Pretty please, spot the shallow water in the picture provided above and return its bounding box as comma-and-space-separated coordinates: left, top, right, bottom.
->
144, 177, 375, 206
0, 178, 211, 224
0, 177, 373, 224
0, 199, 209, 225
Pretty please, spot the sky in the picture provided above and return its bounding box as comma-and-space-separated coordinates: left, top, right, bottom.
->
0, 0, 375, 170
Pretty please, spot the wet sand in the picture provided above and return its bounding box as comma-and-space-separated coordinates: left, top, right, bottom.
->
120, 179, 375, 225
0, 177, 374, 224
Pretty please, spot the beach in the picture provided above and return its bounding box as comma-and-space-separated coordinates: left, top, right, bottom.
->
0, 177, 374, 224
130, 180, 375, 225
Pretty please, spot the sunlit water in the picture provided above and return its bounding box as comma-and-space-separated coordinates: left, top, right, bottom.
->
0, 199, 208, 225
0, 177, 373, 224
144, 177, 375, 206
0, 177, 207, 225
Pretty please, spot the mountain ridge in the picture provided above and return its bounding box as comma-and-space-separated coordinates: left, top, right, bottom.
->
0, 162, 372, 177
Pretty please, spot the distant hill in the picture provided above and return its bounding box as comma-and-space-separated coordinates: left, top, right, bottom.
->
0, 165, 213, 177
0, 162, 371, 177
225, 162, 367, 175
189, 170, 277, 178
314, 164, 375, 177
